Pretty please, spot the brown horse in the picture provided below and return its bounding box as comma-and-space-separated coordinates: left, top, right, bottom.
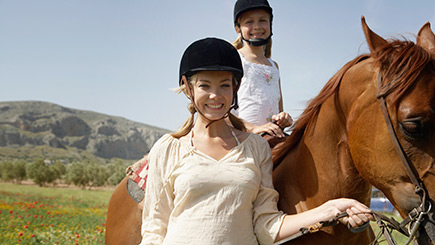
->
272, 17, 435, 244
106, 18, 435, 244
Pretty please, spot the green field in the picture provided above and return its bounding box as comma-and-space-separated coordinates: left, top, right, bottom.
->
0, 182, 113, 244
0, 182, 411, 244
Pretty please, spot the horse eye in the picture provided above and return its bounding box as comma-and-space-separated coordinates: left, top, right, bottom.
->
400, 119, 423, 138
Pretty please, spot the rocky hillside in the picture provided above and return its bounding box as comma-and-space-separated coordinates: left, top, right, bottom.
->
0, 101, 169, 160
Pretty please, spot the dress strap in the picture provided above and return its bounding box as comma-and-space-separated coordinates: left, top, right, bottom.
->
189, 130, 194, 147
228, 126, 241, 146
268, 58, 277, 68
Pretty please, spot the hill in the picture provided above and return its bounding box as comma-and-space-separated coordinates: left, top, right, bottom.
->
0, 101, 169, 161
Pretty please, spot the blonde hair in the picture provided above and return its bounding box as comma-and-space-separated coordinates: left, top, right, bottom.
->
231, 36, 272, 58
171, 74, 246, 138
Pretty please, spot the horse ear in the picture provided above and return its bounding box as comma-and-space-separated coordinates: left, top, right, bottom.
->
417, 22, 435, 56
361, 16, 388, 57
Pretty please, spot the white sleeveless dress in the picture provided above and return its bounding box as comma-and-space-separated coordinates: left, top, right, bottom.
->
233, 53, 281, 126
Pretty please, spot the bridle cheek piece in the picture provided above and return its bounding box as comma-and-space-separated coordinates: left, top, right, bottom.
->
376, 72, 433, 245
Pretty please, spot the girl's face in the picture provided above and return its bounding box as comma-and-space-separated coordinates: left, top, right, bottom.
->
237, 9, 271, 41
191, 71, 234, 121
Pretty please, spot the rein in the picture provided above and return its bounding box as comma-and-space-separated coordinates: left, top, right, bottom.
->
273, 212, 351, 245
375, 72, 433, 245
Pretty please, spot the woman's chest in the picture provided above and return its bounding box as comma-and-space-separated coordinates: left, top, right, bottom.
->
171, 157, 261, 200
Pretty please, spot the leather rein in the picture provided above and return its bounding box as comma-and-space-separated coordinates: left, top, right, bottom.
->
374, 72, 433, 245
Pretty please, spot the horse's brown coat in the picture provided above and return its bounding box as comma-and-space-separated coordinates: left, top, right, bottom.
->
272, 17, 435, 244
106, 18, 435, 244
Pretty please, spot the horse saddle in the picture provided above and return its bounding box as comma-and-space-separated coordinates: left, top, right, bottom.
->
125, 155, 149, 207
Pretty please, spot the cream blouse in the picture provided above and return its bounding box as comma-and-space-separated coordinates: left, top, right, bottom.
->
140, 133, 285, 245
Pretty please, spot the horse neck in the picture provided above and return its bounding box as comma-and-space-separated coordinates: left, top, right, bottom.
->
274, 60, 375, 213
305, 92, 371, 198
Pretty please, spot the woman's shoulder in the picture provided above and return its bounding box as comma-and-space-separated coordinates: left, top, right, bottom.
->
233, 128, 250, 142
150, 134, 182, 153
247, 133, 270, 146
235, 130, 269, 148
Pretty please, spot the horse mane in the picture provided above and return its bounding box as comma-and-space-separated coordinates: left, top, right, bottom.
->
376, 39, 433, 105
272, 38, 433, 167
272, 54, 369, 166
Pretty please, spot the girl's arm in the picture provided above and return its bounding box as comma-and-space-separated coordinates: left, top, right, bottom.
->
274, 62, 292, 128
226, 114, 287, 137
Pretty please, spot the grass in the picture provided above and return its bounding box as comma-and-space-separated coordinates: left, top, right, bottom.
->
0, 182, 113, 244
0, 182, 414, 244
369, 212, 410, 244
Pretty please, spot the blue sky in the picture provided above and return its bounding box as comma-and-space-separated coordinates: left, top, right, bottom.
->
1, 0, 434, 131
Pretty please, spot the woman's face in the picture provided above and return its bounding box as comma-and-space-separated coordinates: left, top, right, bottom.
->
191, 71, 234, 121
237, 9, 271, 41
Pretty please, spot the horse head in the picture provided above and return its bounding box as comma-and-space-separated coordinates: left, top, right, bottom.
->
350, 17, 435, 244
272, 17, 434, 244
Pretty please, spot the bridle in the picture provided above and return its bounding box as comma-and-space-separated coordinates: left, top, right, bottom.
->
374, 72, 433, 245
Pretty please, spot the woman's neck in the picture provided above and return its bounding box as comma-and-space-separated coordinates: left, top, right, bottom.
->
193, 117, 229, 138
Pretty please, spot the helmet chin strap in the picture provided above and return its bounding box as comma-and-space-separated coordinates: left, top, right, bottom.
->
241, 32, 272, 46
238, 23, 273, 47
182, 76, 236, 128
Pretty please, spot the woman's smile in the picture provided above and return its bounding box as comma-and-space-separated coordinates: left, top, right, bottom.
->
206, 103, 224, 110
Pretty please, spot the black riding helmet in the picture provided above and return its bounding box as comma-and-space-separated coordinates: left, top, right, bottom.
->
179, 37, 243, 84
179, 37, 243, 110
233, 0, 273, 46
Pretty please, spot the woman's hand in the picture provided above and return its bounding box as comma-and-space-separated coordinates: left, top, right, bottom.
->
272, 112, 293, 128
321, 198, 374, 228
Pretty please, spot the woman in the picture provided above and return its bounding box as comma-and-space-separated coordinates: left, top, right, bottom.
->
140, 37, 373, 244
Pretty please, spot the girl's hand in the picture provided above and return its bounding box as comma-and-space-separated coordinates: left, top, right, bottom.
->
272, 112, 293, 128
252, 122, 285, 138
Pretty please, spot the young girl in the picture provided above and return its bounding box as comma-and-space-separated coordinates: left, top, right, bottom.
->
232, 0, 292, 138
140, 37, 373, 244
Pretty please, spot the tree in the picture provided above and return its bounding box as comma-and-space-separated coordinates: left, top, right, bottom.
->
12, 160, 27, 184
66, 161, 91, 189
26, 159, 55, 186
49, 161, 66, 185
0, 161, 14, 181
107, 160, 128, 186
86, 162, 109, 189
